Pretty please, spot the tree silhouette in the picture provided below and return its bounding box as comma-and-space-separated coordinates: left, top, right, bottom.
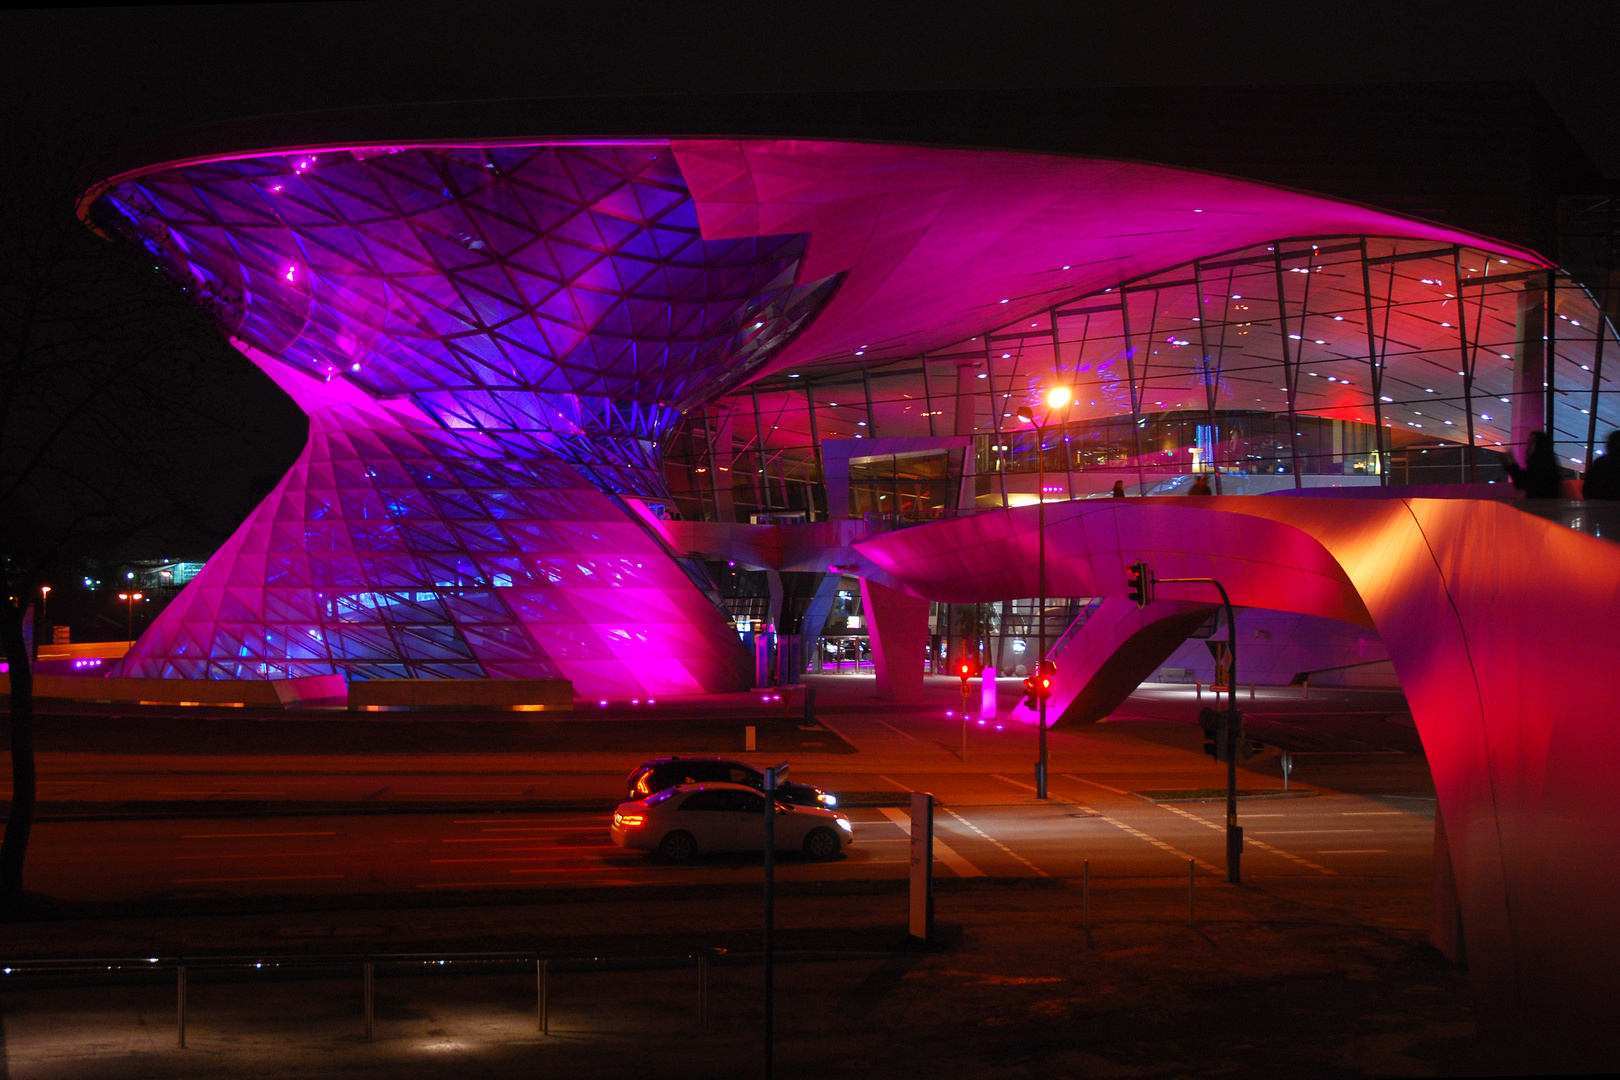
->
0, 120, 303, 907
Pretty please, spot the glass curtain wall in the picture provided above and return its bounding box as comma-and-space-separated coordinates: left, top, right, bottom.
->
664, 235, 1620, 522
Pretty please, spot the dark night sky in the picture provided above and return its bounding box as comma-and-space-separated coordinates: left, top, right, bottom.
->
4, 1, 1618, 564
6, 1, 1620, 176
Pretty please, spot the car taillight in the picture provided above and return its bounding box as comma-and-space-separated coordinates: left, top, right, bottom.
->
634, 776, 649, 794
615, 813, 644, 828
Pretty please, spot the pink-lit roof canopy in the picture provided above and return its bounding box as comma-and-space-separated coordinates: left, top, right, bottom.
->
83, 136, 1615, 480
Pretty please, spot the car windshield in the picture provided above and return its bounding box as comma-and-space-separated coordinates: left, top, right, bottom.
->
646, 789, 680, 805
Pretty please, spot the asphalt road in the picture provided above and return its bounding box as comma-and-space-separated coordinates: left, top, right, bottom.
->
23, 781, 1432, 903
3, 676, 1437, 904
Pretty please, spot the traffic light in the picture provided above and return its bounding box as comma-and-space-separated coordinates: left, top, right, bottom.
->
1022, 660, 1055, 710
1126, 561, 1153, 607
1198, 706, 1220, 758
1199, 708, 1249, 763
956, 641, 980, 697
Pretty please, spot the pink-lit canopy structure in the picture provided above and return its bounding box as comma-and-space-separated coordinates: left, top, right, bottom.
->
81, 137, 1585, 692
851, 493, 1620, 1065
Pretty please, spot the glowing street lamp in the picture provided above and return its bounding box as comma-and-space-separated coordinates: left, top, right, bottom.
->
117, 591, 144, 645
1015, 385, 1073, 799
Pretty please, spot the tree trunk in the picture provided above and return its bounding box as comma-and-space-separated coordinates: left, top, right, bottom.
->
0, 599, 36, 907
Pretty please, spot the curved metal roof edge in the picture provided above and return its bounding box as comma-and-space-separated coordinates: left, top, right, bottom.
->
75, 95, 1555, 269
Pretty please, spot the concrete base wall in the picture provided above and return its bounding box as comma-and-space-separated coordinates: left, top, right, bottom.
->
348, 678, 574, 711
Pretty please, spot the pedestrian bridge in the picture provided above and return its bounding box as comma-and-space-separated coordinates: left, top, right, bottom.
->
848, 490, 1620, 1068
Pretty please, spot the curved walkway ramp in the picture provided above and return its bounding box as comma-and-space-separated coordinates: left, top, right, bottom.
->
1045, 598, 1220, 726
854, 494, 1620, 1068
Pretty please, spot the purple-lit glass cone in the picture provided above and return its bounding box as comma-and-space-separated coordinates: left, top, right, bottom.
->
90, 143, 838, 693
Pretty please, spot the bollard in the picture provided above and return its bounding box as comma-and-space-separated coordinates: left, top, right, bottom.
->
1281, 751, 1293, 792
1250, 681, 1255, 702
745, 725, 757, 753
698, 953, 708, 1028
363, 960, 373, 1041
1082, 859, 1090, 931
177, 963, 187, 1049
1195, 680, 1202, 700
1189, 859, 1196, 926
1302, 675, 1310, 700
538, 958, 549, 1034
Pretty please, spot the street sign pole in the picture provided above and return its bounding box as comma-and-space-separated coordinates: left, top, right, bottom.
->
1135, 566, 1242, 883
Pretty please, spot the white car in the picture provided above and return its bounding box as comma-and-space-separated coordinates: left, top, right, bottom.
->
611, 782, 853, 862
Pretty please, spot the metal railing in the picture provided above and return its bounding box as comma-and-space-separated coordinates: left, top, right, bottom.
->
1, 949, 722, 1048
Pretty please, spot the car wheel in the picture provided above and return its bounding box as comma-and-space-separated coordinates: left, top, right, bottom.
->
803, 827, 840, 859
659, 830, 697, 863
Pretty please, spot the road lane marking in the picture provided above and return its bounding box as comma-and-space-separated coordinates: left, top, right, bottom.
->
1153, 802, 1335, 875
876, 775, 909, 791
878, 807, 986, 878
430, 855, 607, 865
159, 790, 288, 796
872, 719, 921, 742
173, 874, 344, 883
1251, 829, 1374, 835
1060, 773, 1129, 796
1342, 812, 1405, 816
453, 818, 596, 825
173, 851, 350, 861
1320, 849, 1389, 854
181, 831, 338, 839
938, 808, 1047, 877
1091, 811, 1218, 873
440, 837, 612, 844
990, 774, 1035, 792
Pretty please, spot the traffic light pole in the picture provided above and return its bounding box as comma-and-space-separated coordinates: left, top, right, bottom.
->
1152, 573, 1241, 884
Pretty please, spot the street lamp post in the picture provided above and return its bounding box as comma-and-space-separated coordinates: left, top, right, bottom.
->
117, 591, 143, 645
1017, 386, 1072, 800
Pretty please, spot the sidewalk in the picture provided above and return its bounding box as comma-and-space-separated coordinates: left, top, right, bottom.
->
0, 873, 1484, 1078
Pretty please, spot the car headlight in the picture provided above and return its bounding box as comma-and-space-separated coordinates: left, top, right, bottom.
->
836, 817, 852, 832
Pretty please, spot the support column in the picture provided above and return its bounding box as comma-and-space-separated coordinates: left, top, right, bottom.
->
1512, 287, 1547, 466
710, 406, 736, 522
858, 579, 929, 702
955, 362, 981, 511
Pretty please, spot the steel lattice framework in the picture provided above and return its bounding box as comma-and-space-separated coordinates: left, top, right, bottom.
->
88, 143, 839, 691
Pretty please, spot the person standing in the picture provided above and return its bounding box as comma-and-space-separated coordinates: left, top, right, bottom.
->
1502, 431, 1564, 499
1584, 430, 1620, 499
1111, 480, 1126, 498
